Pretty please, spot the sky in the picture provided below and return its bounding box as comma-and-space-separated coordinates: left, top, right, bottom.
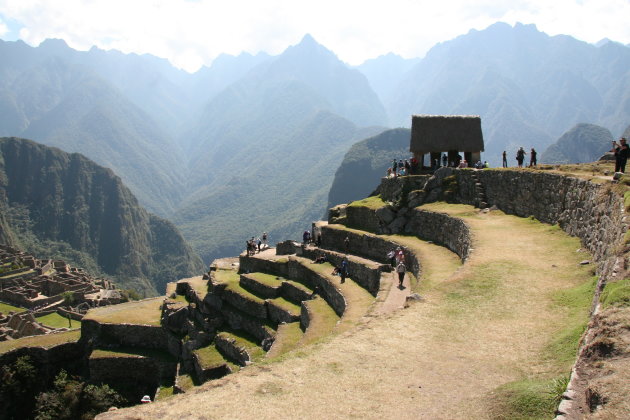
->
0, 0, 629, 72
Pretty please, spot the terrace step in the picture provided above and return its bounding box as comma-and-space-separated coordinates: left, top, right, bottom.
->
280, 280, 313, 304
266, 297, 301, 324
299, 296, 340, 345
214, 330, 265, 367
265, 322, 303, 359
191, 344, 234, 383
221, 282, 267, 319
239, 272, 284, 299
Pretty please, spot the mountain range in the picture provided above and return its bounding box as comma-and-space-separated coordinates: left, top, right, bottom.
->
0, 22, 628, 265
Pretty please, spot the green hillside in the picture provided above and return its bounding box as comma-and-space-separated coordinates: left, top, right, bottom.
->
541, 123, 613, 164
0, 137, 204, 296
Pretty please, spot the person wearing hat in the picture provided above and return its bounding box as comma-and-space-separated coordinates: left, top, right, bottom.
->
612, 138, 630, 173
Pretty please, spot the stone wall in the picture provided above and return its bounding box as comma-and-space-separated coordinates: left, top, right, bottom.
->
404, 209, 472, 261
81, 320, 181, 358
319, 225, 421, 282
377, 175, 430, 203
287, 259, 346, 317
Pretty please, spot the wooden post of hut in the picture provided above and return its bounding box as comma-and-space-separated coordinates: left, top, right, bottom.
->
410, 115, 484, 169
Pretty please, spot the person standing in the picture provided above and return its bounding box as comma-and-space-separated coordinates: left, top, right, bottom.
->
442, 154, 448, 167
340, 258, 348, 284
613, 138, 630, 173
396, 261, 406, 288
502, 151, 508, 168
262, 232, 268, 249
392, 159, 398, 177
529, 148, 537, 167
516, 147, 525, 168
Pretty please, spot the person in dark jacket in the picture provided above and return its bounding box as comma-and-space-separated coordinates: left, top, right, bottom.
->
613, 138, 630, 173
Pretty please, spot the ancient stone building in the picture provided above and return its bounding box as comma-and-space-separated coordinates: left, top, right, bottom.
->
410, 115, 484, 167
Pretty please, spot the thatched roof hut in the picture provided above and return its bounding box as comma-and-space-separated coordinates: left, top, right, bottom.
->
410, 115, 484, 154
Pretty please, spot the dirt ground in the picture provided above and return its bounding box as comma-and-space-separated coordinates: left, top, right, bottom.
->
98, 205, 595, 420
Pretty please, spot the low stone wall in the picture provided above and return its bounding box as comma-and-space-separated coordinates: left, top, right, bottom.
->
319, 225, 421, 283
219, 303, 275, 343
240, 274, 281, 299
287, 259, 346, 317
377, 175, 430, 203
0, 340, 85, 382
300, 247, 382, 296
239, 255, 290, 278
345, 205, 383, 233
81, 320, 181, 358
192, 351, 230, 383
266, 300, 300, 324
221, 288, 267, 320
404, 209, 472, 261
214, 334, 251, 366
280, 281, 311, 303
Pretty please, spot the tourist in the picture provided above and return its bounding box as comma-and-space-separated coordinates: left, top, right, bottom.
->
392, 159, 398, 177
340, 258, 348, 283
262, 232, 268, 249
502, 151, 508, 168
344, 235, 350, 252
410, 157, 419, 173
404, 159, 411, 174
387, 249, 396, 267
516, 147, 526, 168
455, 154, 462, 167
396, 261, 406, 288
312, 253, 327, 264
140, 395, 152, 404
612, 137, 629, 173
484, 161, 489, 168
442, 154, 448, 167
395, 247, 404, 264
386, 167, 393, 178
302, 230, 311, 245
257, 237, 262, 252
529, 148, 537, 167
458, 159, 468, 168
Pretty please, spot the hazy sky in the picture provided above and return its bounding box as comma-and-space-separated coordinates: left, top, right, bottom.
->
1, 0, 629, 72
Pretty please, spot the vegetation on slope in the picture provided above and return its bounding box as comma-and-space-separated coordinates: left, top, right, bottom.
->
0, 137, 204, 296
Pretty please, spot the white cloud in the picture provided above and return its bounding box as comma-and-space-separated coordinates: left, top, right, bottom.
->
0, 16, 8, 36
1, 0, 629, 72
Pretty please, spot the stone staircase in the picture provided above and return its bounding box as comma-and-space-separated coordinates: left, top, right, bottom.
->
470, 170, 488, 209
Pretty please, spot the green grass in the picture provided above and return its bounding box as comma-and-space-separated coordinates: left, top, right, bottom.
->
36, 312, 81, 329
83, 297, 163, 326
299, 297, 340, 346
214, 268, 241, 285
488, 377, 568, 420
0, 301, 25, 313
90, 347, 177, 362
268, 297, 301, 315
545, 276, 597, 366
176, 374, 196, 391
0, 330, 81, 354
347, 195, 386, 210
600, 277, 630, 308
217, 330, 266, 361
246, 272, 286, 287
194, 344, 228, 369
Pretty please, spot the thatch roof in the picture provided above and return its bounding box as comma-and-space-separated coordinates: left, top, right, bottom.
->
410, 115, 484, 153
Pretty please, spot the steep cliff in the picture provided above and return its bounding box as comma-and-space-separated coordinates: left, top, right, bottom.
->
0, 137, 204, 295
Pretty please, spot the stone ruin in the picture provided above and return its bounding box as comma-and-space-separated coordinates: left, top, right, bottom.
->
0, 244, 125, 340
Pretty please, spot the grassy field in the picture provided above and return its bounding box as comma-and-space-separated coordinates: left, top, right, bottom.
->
99, 204, 596, 420
83, 297, 163, 326
0, 301, 25, 313
0, 330, 81, 354
36, 312, 81, 329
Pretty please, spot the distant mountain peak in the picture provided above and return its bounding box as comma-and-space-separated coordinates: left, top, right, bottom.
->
38, 38, 70, 50
300, 33, 317, 45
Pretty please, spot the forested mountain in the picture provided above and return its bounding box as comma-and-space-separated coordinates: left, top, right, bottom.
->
326, 128, 411, 210
0, 137, 204, 296
541, 123, 613, 164
371, 22, 630, 164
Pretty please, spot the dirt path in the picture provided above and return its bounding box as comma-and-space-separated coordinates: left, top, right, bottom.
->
99, 205, 593, 420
